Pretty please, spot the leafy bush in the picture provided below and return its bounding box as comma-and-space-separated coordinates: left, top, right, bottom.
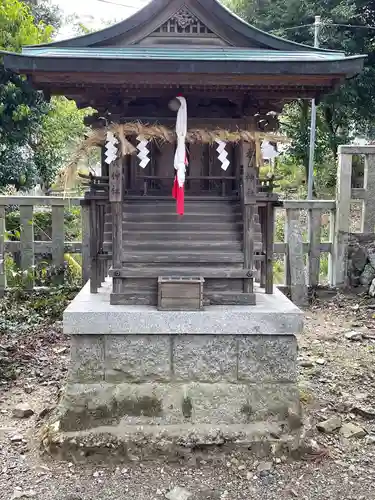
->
5, 206, 82, 241
0, 286, 78, 334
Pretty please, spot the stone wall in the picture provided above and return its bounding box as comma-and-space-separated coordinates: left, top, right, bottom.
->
60, 333, 299, 432
347, 233, 375, 295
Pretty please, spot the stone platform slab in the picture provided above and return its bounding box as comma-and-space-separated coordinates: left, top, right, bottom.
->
44, 421, 297, 464
64, 280, 303, 335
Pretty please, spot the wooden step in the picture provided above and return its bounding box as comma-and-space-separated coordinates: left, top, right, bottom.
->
206, 292, 255, 306
110, 291, 255, 306
122, 203, 242, 214
106, 243, 261, 255
123, 195, 240, 201
111, 292, 156, 306
119, 231, 242, 242
107, 222, 244, 232
122, 213, 242, 223
119, 251, 245, 264
123, 241, 242, 251
110, 267, 251, 278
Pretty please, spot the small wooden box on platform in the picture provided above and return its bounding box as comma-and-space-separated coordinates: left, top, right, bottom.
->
158, 276, 204, 311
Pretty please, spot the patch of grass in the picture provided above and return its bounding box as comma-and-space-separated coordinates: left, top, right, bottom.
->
299, 385, 314, 405
0, 286, 79, 334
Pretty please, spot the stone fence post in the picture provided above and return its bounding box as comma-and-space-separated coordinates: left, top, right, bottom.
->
332, 146, 352, 287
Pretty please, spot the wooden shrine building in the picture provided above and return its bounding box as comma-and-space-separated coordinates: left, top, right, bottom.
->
4, 0, 364, 307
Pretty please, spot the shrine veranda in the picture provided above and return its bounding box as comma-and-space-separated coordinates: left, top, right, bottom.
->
3, 0, 364, 457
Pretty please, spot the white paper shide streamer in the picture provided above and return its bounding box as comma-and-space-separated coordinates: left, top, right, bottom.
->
136, 135, 150, 169
261, 141, 279, 161
104, 131, 119, 165
174, 96, 188, 187
215, 139, 230, 171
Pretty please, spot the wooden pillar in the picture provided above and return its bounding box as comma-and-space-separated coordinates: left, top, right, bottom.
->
20, 205, 34, 290
89, 198, 99, 293
109, 158, 124, 296
241, 140, 256, 294
51, 205, 65, 285
264, 201, 274, 294
81, 201, 91, 285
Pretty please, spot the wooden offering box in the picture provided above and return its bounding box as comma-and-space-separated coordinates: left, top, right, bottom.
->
158, 276, 204, 311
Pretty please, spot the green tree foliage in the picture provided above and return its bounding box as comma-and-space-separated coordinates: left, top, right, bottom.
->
33, 97, 94, 190
0, 0, 53, 190
226, 0, 375, 189
24, 0, 62, 31
0, 0, 53, 50
0, 0, 91, 191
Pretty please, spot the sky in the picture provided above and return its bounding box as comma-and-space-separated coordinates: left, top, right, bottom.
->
53, 0, 151, 40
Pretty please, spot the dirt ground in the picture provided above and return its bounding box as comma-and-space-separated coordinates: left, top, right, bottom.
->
1, 291, 375, 500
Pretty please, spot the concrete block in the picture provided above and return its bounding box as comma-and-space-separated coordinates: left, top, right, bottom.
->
173, 335, 237, 382
238, 335, 297, 383
114, 383, 183, 425
68, 335, 105, 383
245, 383, 300, 420
104, 335, 171, 383
58, 381, 300, 432
59, 382, 116, 431
186, 383, 249, 424
186, 382, 299, 424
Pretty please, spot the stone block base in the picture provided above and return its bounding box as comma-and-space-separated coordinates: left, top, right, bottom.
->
57, 381, 300, 432
43, 421, 297, 464
55, 281, 303, 460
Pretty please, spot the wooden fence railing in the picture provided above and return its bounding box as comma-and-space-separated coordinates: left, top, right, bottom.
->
0, 196, 89, 294
0, 195, 337, 302
1, 144, 374, 304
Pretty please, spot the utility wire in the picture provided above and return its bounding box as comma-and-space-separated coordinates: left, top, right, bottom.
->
282, 23, 315, 30
93, 0, 145, 7
330, 23, 375, 30
282, 22, 375, 31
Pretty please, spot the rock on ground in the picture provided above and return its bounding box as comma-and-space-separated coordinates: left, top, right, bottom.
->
344, 330, 363, 341
360, 263, 375, 286
165, 486, 192, 500
12, 404, 34, 419
340, 423, 367, 439
317, 416, 342, 434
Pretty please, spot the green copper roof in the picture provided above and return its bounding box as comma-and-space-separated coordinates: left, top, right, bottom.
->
21, 46, 353, 62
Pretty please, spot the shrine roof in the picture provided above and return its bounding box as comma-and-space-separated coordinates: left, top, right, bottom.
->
2, 46, 364, 79
19, 46, 357, 62
1, 0, 365, 92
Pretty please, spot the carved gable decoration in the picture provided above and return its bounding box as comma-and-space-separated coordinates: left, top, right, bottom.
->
131, 5, 231, 46
154, 7, 213, 35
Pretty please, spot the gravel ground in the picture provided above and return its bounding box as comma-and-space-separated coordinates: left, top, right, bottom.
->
1, 291, 375, 500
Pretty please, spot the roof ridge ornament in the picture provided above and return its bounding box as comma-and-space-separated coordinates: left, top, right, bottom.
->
172, 6, 197, 29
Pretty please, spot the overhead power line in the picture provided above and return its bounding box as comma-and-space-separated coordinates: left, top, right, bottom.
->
282, 23, 315, 30
282, 22, 375, 31
94, 0, 148, 8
